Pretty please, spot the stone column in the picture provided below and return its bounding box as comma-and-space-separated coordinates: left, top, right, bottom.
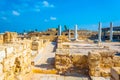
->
58, 25, 61, 36
98, 22, 102, 42
110, 22, 113, 42
68, 29, 71, 39
74, 25, 78, 40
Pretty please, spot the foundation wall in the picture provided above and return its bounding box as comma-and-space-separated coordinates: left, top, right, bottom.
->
55, 50, 120, 77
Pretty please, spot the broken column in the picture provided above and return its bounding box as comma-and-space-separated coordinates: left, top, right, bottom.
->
58, 25, 61, 36
110, 22, 113, 42
74, 24, 78, 40
98, 22, 102, 42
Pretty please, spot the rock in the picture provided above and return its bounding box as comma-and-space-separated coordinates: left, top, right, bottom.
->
113, 56, 120, 67
101, 69, 110, 77
99, 50, 115, 57
0, 34, 3, 44
111, 67, 120, 80
71, 54, 88, 69
3, 32, 17, 43
101, 57, 114, 68
88, 51, 101, 77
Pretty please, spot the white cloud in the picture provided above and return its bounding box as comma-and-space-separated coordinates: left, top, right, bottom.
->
12, 10, 20, 16
1, 16, 7, 20
43, 1, 49, 7
42, 1, 55, 8
50, 16, 56, 20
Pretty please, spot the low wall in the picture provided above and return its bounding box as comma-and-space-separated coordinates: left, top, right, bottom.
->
55, 49, 120, 77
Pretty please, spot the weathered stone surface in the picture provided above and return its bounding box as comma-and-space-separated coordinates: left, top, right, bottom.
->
71, 54, 88, 69
111, 67, 120, 80
99, 50, 115, 57
3, 32, 17, 43
57, 36, 69, 43
113, 56, 120, 67
0, 63, 3, 74
101, 57, 113, 68
55, 54, 72, 73
88, 51, 101, 77
0, 34, 3, 44
0, 50, 5, 62
101, 69, 110, 77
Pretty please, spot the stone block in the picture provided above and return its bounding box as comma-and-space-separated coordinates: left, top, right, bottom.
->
0, 64, 3, 74
0, 35, 3, 44
55, 54, 72, 73
113, 56, 120, 67
5, 47, 14, 57
101, 69, 110, 77
111, 67, 120, 80
71, 54, 88, 69
0, 50, 6, 62
0, 73, 4, 80
88, 51, 101, 77
101, 57, 113, 68
99, 50, 115, 57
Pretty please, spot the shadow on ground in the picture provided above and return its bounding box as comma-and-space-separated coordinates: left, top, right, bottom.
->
35, 57, 55, 70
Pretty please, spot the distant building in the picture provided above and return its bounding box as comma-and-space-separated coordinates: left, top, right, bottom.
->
102, 26, 120, 41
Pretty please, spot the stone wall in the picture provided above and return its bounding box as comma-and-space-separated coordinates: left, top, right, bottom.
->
55, 53, 88, 74
3, 32, 18, 43
0, 40, 32, 80
55, 48, 120, 77
0, 34, 3, 44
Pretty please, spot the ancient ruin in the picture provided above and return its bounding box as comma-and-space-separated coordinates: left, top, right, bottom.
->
0, 23, 120, 80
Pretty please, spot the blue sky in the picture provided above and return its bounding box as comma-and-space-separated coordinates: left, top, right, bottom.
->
0, 0, 120, 32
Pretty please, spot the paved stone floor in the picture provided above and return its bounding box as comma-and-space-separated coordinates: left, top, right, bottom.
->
24, 73, 90, 80
25, 42, 90, 80
24, 42, 114, 80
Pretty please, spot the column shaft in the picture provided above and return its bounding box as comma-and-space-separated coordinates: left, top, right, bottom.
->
110, 22, 113, 42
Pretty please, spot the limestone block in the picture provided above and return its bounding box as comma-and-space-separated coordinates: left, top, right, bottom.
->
5, 47, 14, 57
55, 54, 72, 73
62, 45, 70, 49
88, 51, 101, 67
71, 54, 88, 69
113, 56, 120, 67
99, 50, 115, 57
101, 69, 110, 77
57, 43, 62, 49
111, 67, 120, 80
0, 35, 3, 44
9, 57, 15, 67
0, 50, 5, 62
14, 57, 21, 73
89, 66, 101, 77
3, 32, 17, 43
89, 70, 101, 77
0, 73, 4, 80
0, 64, 3, 74
101, 57, 114, 68
88, 51, 101, 77
3, 59, 10, 72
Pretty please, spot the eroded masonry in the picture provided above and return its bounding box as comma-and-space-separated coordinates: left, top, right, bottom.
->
0, 24, 120, 80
